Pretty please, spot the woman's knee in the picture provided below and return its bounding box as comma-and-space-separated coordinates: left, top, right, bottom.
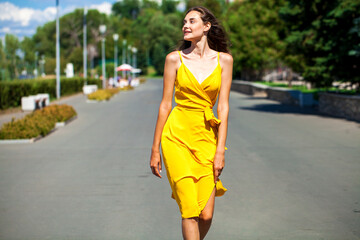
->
199, 210, 213, 222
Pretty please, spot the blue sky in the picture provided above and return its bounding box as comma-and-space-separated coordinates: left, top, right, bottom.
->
3, 0, 109, 9
0, 0, 186, 41
0, 0, 118, 40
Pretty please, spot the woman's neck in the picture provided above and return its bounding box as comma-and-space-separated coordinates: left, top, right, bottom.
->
187, 35, 212, 59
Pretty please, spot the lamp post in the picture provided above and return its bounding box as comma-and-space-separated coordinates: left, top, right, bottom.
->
34, 51, 38, 78
56, 0, 60, 99
99, 24, 106, 89
40, 55, 45, 77
113, 33, 119, 86
83, 6, 87, 84
132, 47, 137, 69
122, 39, 126, 78
127, 45, 132, 80
127, 45, 132, 66
132, 47, 137, 79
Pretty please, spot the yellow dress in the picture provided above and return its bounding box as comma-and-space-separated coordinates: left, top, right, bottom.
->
161, 51, 227, 219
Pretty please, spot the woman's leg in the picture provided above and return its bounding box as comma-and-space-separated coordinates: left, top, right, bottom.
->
182, 217, 200, 240
199, 188, 215, 240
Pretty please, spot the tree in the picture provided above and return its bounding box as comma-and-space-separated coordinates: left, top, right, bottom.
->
0, 39, 9, 80
142, 0, 159, 10
20, 37, 36, 75
280, 0, 360, 88
31, 8, 108, 74
185, 0, 226, 17
112, 0, 141, 19
161, 0, 179, 14
147, 12, 183, 74
60, 9, 84, 57
224, 0, 286, 80
33, 21, 56, 57
5, 34, 20, 79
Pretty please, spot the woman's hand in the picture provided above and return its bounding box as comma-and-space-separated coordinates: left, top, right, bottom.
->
213, 151, 225, 183
150, 149, 162, 178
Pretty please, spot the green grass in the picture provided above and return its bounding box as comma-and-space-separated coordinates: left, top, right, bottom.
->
255, 81, 358, 95
255, 81, 288, 88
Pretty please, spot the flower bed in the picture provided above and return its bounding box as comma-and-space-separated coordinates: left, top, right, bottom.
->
87, 87, 133, 101
0, 104, 77, 140
87, 89, 114, 101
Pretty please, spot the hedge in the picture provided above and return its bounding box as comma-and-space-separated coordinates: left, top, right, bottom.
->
0, 77, 102, 110
0, 104, 77, 139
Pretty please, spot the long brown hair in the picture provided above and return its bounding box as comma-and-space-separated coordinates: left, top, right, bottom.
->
177, 6, 230, 53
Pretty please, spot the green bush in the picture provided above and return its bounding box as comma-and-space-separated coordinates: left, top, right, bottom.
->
0, 104, 77, 139
0, 77, 102, 110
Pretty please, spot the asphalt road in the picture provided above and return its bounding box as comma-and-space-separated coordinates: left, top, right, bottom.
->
0, 78, 359, 240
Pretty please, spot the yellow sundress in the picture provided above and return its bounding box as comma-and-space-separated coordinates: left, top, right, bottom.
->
161, 51, 227, 219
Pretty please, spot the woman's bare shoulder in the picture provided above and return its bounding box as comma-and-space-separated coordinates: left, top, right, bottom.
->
219, 52, 233, 64
165, 51, 180, 64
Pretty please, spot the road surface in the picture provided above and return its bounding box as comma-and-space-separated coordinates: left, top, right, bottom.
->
0, 78, 359, 240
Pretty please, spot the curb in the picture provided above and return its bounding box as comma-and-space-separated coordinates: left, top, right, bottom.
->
55, 116, 77, 128
86, 99, 108, 103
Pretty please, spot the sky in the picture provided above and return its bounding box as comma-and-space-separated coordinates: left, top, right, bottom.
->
0, 0, 131, 40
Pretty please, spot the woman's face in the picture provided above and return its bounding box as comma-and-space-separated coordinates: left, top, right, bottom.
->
182, 11, 210, 41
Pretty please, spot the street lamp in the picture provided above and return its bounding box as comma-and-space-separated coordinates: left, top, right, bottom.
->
122, 39, 127, 64
127, 45, 132, 80
132, 47, 137, 68
122, 39, 127, 78
39, 55, 45, 77
83, 6, 87, 83
113, 33, 119, 86
99, 24, 106, 89
127, 45, 132, 66
56, 0, 60, 99
132, 47, 137, 79
34, 51, 38, 78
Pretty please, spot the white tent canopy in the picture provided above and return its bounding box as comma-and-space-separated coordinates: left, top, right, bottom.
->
116, 64, 133, 71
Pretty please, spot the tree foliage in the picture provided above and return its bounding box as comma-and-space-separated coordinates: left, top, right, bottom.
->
112, 0, 141, 19
2, 0, 359, 92
186, 0, 226, 17
5, 34, 20, 79
224, 0, 286, 80
280, 0, 360, 87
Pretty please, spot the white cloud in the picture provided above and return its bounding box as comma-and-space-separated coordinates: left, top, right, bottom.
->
0, 1, 112, 38
62, 2, 113, 16
89, 2, 112, 15
0, 27, 11, 33
0, 2, 56, 27
31, 7, 57, 24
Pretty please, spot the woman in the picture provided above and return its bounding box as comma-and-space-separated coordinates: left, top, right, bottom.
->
150, 6, 233, 240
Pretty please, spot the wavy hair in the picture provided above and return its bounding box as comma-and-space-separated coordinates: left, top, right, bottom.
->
177, 6, 230, 53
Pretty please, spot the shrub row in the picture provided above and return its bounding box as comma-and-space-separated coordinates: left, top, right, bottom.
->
0, 104, 77, 139
87, 86, 133, 101
88, 89, 114, 101
0, 77, 102, 110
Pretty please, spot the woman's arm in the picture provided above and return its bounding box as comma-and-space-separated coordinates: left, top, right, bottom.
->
150, 51, 179, 178
214, 52, 233, 182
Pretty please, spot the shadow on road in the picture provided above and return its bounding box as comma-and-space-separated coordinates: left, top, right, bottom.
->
238, 103, 360, 124
239, 103, 318, 115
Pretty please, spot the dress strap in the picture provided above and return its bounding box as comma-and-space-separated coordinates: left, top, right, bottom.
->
217, 52, 220, 63
178, 51, 183, 63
